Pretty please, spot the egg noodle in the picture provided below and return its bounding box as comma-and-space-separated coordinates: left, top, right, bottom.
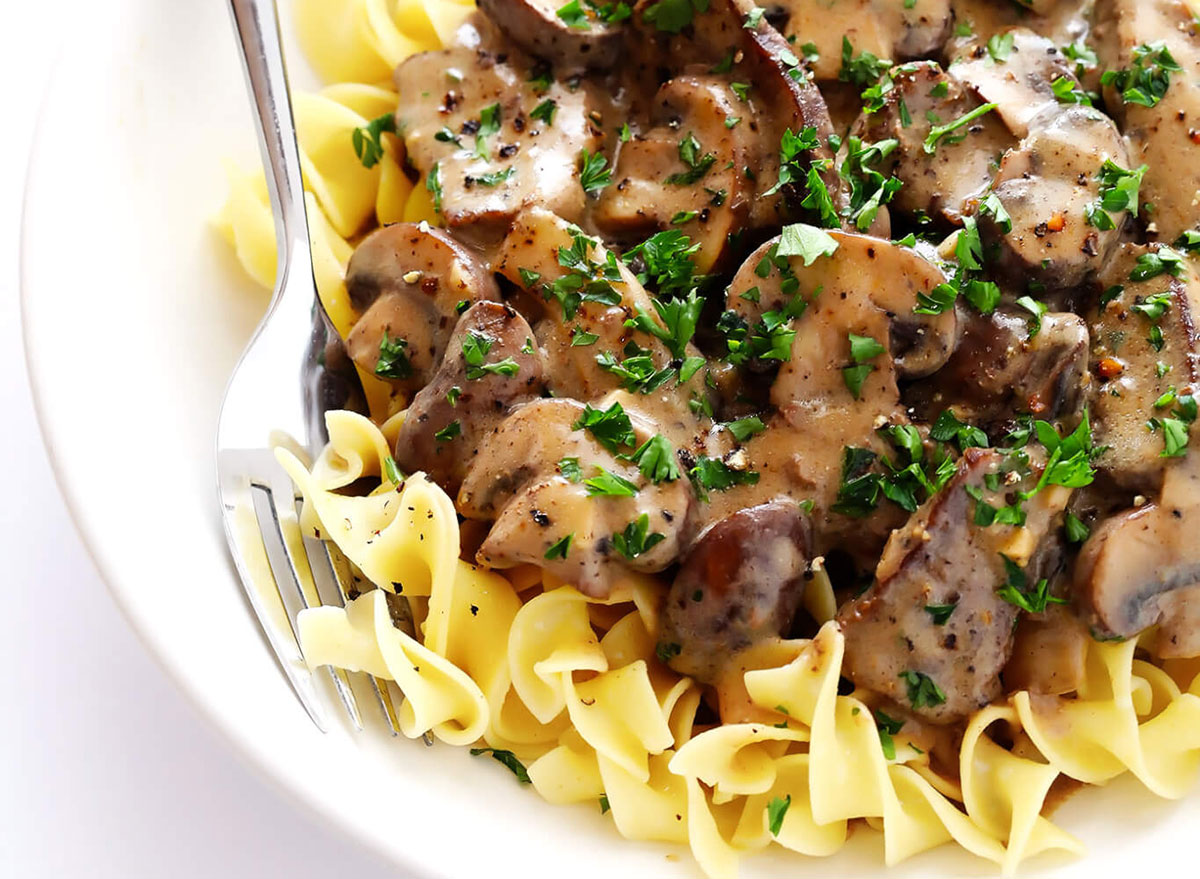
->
215, 1, 1200, 875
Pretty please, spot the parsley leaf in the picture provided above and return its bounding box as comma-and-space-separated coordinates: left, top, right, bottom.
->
874, 709, 905, 760
923, 102, 997, 154
612, 513, 666, 559
625, 291, 704, 358
375, 330, 414, 380
996, 554, 1067, 614
642, 0, 709, 34
766, 795, 791, 836
544, 533, 574, 560
469, 748, 531, 783
726, 415, 767, 442
1101, 41, 1181, 108
689, 456, 760, 500
924, 603, 957, 625
579, 148, 613, 195
626, 434, 681, 483
351, 112, 396, 169
461, 332, 520, 380
584, 467, 639, 497
573, 401, 636, 452
899, 670, 946, 709
777, 223, 840, 265
839, 36, 891, 87
434, 420, 461, 442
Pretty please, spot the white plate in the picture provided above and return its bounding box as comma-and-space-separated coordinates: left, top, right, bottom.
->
20, 2, 1197, 877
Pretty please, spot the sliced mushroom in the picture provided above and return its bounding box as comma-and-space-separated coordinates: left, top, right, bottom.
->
979, 104, 1130, 289
947, 27, 1081, 139
657, 502, 813, 684
595, 75, 751, 271
494, 207, 710, 436
1076, 452, 1200, 657
457, 396, 693, 597
343, 223, 499, 393
838, 448, 1073, 723
475, 0, 624, 71
393, 301, 546, 493
771, 0, 953, 80
906, 307, 1090, 429
643, 0, 843, 228
1093, 0, 1200, 243
394, 46, 603, 239
847, 61, 1016, 225
1088, 244, 1200, 493
695, 232, 956, 562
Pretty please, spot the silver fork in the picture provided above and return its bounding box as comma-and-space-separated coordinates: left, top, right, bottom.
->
216, 0, 403, 734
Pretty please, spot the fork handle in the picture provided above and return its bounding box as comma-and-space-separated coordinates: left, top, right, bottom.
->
227, 0, 312, 311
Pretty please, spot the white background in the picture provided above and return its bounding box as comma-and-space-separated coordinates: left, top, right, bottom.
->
0, 6, 400, 877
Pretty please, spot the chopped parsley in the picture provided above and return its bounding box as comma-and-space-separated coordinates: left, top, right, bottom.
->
469, 747, 531, 783
626, 291, 703, 358
763, 126, 821, 200
623, 229, 701, 299
641, 0, 708, 34
689, 455, 760, 501
530, 99, 558, 126
899, 670, 946, 709
544, 533, 574, 560
612, 513, 666, 559
351, 112, 396, 169
556, 0, 590, 28
839, 36, 891, 87
777, 223, 839, 265
461, 332, 520, 380
584, 467, 639, 497
930, 409, 989, 453
625, 434, 681, 483
1087, 160, 1147, 230
579, 148, 613, 195
923, 102, 997, 154
996, 554, 1067, 614
1130, 246, 1186, 282
433, 420, 461, 442
558, 457, 583, 483
766, 795, 791, 836
843, 332, 885, 399
426, 162, 443, 213
726, 415, 766, 442
838, 136, 903, 231
665, 132, 717, 185
1101, 41, 1181, 108
596, 343, 677, 393
375, 331, 414, 380
572, 401, 635, 452
924, 602, 957, 625
1064, 512, 1090, 544
874, 709, 905, 760
383, 455, 403, 485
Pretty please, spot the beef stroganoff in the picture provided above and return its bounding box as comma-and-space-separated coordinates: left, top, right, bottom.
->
217, 0, 1200, 874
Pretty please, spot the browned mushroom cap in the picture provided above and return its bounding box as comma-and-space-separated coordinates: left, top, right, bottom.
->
595, 75, 751, 272
343, 223, 499, 394
907, 307, 1090, 429
393, 301, 546, 494
838, 448, 1073, 724
979, 104, 1130, 290
847, 62, 1015, 225
692, 231, 955, 563
649, 0, 843, 227
1075, 457, 1200, 657
947, 28, 1080, 139
770, 0, 952, 80
457, 396, 693, 598
1093, 0, 1200, 243
658, 501, 812, 684
1088, 244, 1200, 493
394, 46, 603, 239
475, 0, 625, 71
